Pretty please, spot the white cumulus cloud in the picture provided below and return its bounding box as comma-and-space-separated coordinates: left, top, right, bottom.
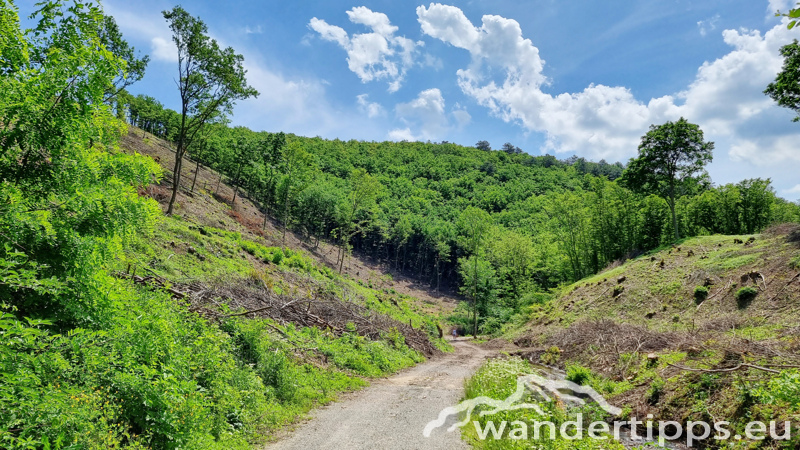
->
388, 128, 417, 141
309, 7, 419, 92
768, 0, 793, 18
416, 3, 800, 165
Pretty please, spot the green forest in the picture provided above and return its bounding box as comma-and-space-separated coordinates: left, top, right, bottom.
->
3, 0, 800, 449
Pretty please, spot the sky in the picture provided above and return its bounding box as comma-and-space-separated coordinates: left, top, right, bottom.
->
22, 0, 800, 199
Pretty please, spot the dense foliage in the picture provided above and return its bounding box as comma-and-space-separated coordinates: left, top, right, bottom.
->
765, 39, 800, 122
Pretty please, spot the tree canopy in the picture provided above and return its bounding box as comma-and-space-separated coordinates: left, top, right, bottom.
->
621, 118, 714, 241
765, 40, 800, 122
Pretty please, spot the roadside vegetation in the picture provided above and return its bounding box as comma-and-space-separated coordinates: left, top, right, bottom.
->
4, 0, 800, 449
461, 358, 625, 450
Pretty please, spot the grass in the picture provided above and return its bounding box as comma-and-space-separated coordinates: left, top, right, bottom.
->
698, 253, 757, 271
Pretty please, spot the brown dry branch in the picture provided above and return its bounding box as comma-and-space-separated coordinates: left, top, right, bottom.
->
768, 272, 800, 302
707, 278, 732, 304
667, 362, 780, 374
545, 320, 675, 366
584, 287, 611, 308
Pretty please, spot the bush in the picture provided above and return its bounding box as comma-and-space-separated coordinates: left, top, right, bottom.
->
520, 292, 552, 306
540, 346, 562, 365
693, 285, 709, 303
759, 370, 800, 410
735, 286, 758, 308
566, 364, 593, 385
647, 378, 666, 405
271, 249, 284, 265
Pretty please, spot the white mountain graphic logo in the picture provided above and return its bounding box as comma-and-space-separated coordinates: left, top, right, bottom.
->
423, 373, 621, 437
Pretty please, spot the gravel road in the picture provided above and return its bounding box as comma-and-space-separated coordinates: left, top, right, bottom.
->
265, 340, 491, 450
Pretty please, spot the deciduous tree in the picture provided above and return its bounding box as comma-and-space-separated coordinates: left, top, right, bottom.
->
163, 5, 258, 215
457, 207, 492, 337
622, 118, 713, 241
277, 141, 316, 246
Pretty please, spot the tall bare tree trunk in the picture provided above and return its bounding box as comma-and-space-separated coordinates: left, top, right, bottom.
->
166, 148, 183, 215
191, 159, 201, 192
282, 201, 290, 249
669, 187, 679, 241
473, 255, 479, 338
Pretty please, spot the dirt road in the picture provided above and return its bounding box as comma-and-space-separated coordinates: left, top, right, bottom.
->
265, 340, 491, 450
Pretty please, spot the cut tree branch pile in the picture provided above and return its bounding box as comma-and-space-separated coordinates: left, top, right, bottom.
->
122, 273, 439, 357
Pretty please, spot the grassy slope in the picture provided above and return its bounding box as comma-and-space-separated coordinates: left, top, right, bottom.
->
504, 228, 800, 447
116, 128, 451, 442
527, 231, 799, 333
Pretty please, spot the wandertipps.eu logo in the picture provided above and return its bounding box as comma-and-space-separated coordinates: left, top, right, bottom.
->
423, 373, 621, 437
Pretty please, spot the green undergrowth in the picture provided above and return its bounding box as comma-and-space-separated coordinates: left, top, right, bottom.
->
535, 348, 800, 449
1, 275, 428, 449
461, 358, 625, 450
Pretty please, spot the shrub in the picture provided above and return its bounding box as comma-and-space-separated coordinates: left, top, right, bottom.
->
540, 346, 561, 365
520, 292, 551, 305
693, 285, 709, 303
271, 249, 284, 265
647, 378, 666, 405
479, 316, 503, 335
758, 370, 800, 410
735, 286, 758, 308
566, 364, 593, 386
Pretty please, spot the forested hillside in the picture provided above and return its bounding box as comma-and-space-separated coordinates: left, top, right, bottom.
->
120, 99, 800, 334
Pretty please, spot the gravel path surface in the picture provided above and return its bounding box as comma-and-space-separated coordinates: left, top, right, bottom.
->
265, 340, 491, 450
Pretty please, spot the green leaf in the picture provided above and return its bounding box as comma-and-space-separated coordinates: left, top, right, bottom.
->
790, 9, 800, 18
790, 20, 797, 29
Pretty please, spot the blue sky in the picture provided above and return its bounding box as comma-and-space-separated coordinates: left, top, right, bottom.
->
27, 0, 800, 198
